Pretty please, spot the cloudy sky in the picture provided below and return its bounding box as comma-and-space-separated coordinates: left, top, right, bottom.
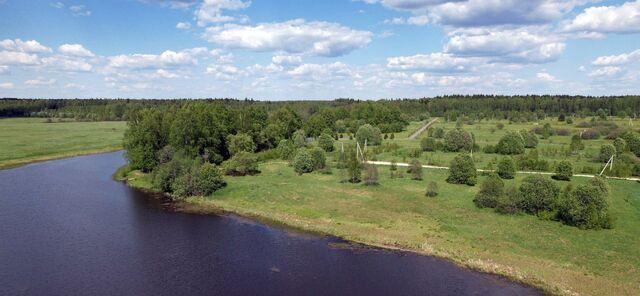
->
0, 0, 639, 99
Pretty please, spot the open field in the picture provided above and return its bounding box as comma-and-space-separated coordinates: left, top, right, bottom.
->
123, 159, 640, 296
0, 118, 126, 169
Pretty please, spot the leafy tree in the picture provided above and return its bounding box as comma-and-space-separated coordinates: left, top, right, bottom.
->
613, 137, 627, 155
621, 132, 640, 157
554, 161, 573, 181
124, 108, 168, 172
195, 162, 227, 195
151, 155, 193, 193
447, 154, 477, 186
277, 139, 296, 160
346, 146, 362, 183
292, 129, 306, 148
269, 105, 302, 139
310, 147, 326, 170
518, 175, 560, 215
474, 174, 504, 208
599, 144, 616, 163
520, 130, 538, 148
356, 124, 382, 146
169, 102, 229, 164
318, 131, 335, 152
497, 157, 516, 179
570, 135, 585, 153
223, 151, 259, 176
425, 181, 438, 197
496, 131, 525, 155
227, 133, 256, 156
364, 164, 379, 186
596, 108, 607, 120
541, 123, 554, 139
292, 149, 314, 175
420, 137, 437, 151
408, 158, 423, 180
443, 128, 473, 152
304, 109, 335, 137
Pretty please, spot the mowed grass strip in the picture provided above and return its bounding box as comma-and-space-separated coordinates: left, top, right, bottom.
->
0, 118, 126, 169
173, 161, 640, 296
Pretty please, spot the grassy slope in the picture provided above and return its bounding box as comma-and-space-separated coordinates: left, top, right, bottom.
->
0, 118, 126, 169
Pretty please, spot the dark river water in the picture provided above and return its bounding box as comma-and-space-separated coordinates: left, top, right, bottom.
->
0, 152, 539, 296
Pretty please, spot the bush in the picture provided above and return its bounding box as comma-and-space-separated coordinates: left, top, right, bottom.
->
613, 137, 627, 155
520, 130, 538, 148
318, 132, 335, 152
223, 151, 260, 176
447, 154, 477, 186
443, 128, 473, 152
474, 174, 504, 208
277, 139, 296, 160
541, 123, 554, 139
496, 131, 525, 155
364, 164, 379, 186
598, 144, 616, 163
420, 137, 437, 151
495, 186, 522, 214
483, 144, 496, 154
581, 129, 599, 140
152, 156, 191, 193
434, 127, 445, 138
426, 181, 438, 197
569, 135, 584, 153
557, 177, 612, 229
292, 149, 314, 175
621, 132, 640, 157
408, 158, 423, 180
292, 129, 306, 147
497, 157, 516, 179
195, 163, 227, 195
346, 146, 362, 183
515, 149, 549, 171
518, 175, 560, 215
228, 133, 256, 155
356, 124, 382, 146
496, 122, 504, 129
156, 145, 175, 164
554, 161, 573, 181
310, 147, 326, 170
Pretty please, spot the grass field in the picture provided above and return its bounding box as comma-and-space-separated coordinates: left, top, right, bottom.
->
0, 118, 126, 169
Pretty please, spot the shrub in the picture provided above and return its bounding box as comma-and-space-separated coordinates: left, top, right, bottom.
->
613, 137, 627, 155
277, 139, 296, 160
152, 156, 191, 193
495, 186, 522, 214
598, 144, 616, 163
621, 132, 640, 157
554, 161, 573, 181
346, 146, 363, 183
483, 144, 496, 154
228, 133, 256, 155
569, 135, 584, 153
292, 149, 314, 175
223, 151, 259, 176
292, 129, 306, 147
443, 128, 473, 152
434, 127, 445, 138
364, 164, 379, 186
156, 145, 175, 164
496, 131, 525, 155
520, 130, 538, 148
496, 122, 504, 130
541, 123, 554, 139
515, 149, 549, 171
318, 132, 335, 152
557, 178, 612, 229
474, 174, 504, 208
497, 157, 516, 179
426, 181, 438, 197
408, 158, 423, 180
581, 129, 599, 140
447, 154, 477, 186
195, 163, 227, 195
566, 117, 574, 124
518, 175, 560, 215
356, 124, 382, 146
310, 147, 326, 170
420, 137, 437, 151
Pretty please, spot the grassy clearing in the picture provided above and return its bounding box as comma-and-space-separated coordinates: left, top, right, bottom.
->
0, 118, 126, 169
124, 159, 640, 296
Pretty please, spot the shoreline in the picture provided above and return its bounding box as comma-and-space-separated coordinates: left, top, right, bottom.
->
115, 167, 553, 295
0, 147, 123, 170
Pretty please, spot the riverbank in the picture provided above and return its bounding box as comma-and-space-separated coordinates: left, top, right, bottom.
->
0, 118, 126, 169
118, 161, 640, 296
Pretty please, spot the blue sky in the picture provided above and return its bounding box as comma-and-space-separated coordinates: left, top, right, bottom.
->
0, 0, 639, 99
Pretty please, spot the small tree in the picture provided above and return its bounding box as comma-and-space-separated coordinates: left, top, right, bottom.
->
557, 177, 612, 229
613, 137, 627, 155
443, 128, 473, 152
420, 137, 437, 151
520, 130, 538, 148
496, 131, 525, 155
195, 162, 227, 195
346, 146, 362, 183
541, 123, 554, 139
318, 132, 335, 152
408, 158, 423, 180
621, 131, 640, 157
598, 144, 616, 163
228, 133, 256, 156
356, 124, 382, 146
426, 181, 438, 197
434, 127, 445, 138
473, 174, 504, 208
223, 151, 260, 176
518, 175, 560, 215
497, 157, 516, 179
292, 149, 314, 175
277, 139, 295, 160
554, 161, 573, 181
292, 129, 306, 148
310, 147, 326, 170
569, 135, 584, 153
364, 164, 379, 186
447, 154, 477, 186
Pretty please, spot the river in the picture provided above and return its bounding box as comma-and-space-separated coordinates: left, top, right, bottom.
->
0, 152, 539, 295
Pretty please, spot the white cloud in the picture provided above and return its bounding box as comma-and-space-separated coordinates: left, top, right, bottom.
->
0, 39, 52, 53
107, 48, 209, 70
0, 82, 13, 89
51, 2, 64, 9
0, 51, 40, 65
42, 56, 93, 72
536, 71, 557, 81
203, 19, 373, 57
206, 64, 242, 80
387, 52, 478, 72
25, 78, 56, 87
176, 22, 191, 29
69, 5, 91, 17
140, 0, 198, 9
287, 62, 353, 81
272, 55, 302, 66
562, 1, 640, 34
195, 0, 251, 26
0, 65, 8, 74
592, 49, 640, 66
384, 15, 429, 26
58, 44, 95, 57
65, 83, 86, 89
588, 66, 624, 78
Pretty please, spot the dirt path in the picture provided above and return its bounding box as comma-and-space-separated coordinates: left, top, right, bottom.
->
408, 118, 438, 140
365, 160, 640, 182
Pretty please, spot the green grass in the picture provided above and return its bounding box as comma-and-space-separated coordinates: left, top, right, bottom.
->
169, 162, 639, 296
0, 118, 126, 169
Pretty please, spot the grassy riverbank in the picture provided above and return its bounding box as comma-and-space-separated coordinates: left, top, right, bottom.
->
0, 118, 126, 169
121, 161, 640, 296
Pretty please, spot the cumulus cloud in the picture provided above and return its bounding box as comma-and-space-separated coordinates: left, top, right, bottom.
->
140, 0, 198, 9
202, 19, 373, 57
272, 55, 302, 66
384, 15, 429, 26
562, 1, 640, 34
0, 82, 13, 89
0, 51, 40, 65
58, 44, 95, 57
536, 71, 557, 81
386, 52, 478, 72
176, 22, 191, 29
592, 49, 640, 66
287, 62, 353, 81
195, 0, 251, 26
107, 48, 210, 70
42, 56, 93, 72
206, 64, 242, 80
25, 78, 56, 87
588, 66, 624, 78
0, 39, 51, 53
